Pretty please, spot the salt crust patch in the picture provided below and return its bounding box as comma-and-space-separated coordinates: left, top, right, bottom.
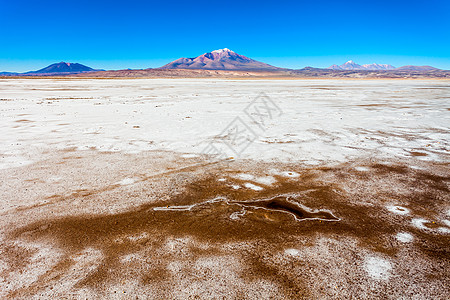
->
117, 178, 136, 185
396, 232, 414, 243
412, 218, 428, 230
244, 183, 264, 191
127, 232, 149, 242
0, 156, 33, 170
47, 176, 63, 183
232, 173, 276, 186
438, 227, 450, 234
410, 165, 424, 170
230, 210, 246, 220
121, 253, 143, 263
232, 173, 255, 181
181, 153, 198, 158
270, 169, 300, 178
253, 176, 276, 186
355, 166, 369, 171
364, 256, 392, 280
285, 248, 300, 256
386, 205, 410, 215
411, 218, 450, 234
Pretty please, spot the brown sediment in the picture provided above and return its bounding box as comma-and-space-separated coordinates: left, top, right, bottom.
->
423, 221, 441, 229
3, 173, 395, 289
410, 151, 428, 157
0, 244, 34, 275
370, 163, 410, 174
4, 159, 450, 297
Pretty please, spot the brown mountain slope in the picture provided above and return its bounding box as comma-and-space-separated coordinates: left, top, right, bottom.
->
159, 48, 281, 71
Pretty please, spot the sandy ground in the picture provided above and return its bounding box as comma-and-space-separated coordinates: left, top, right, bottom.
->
0, 79, 449, 299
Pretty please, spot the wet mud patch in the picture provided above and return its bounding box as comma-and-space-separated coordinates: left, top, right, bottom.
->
153, 195, 340, 222
233, 197, 339, 221
410, 151, 428, 157
15, 119, 34, 123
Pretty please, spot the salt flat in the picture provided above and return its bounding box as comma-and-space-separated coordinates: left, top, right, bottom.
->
0, 78, 449, 299
1, 78, 449, 167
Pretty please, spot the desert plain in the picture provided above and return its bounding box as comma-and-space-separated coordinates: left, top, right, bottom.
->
0, 78, 449, 299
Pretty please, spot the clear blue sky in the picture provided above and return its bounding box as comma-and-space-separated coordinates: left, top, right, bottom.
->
1, 0, 449, 72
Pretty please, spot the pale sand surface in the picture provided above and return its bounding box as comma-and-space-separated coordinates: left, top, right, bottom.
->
0, 79, 449, 298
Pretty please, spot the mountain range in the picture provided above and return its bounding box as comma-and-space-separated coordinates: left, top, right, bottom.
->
328, 60, 438, 71
328, 60, 396, 70
0, 49, 446, 77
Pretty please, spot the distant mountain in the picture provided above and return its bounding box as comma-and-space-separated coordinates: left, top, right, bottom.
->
395, 65, 440, 71
0, 72, 19, 76
328, 64, 342, 70
26, 62, 95, 74
160, 48, 280, 71
329, 60, 395, 70
334, 60, 363, 70
0, 62, 98, 76
362, 63, 396, 70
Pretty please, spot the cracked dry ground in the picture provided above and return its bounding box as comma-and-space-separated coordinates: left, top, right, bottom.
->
0, 150, 449, 299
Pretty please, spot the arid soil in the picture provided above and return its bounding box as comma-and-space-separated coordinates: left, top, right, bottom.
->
0, 150, 449, 299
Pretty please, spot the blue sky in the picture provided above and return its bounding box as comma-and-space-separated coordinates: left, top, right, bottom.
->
1, 0, 449, 72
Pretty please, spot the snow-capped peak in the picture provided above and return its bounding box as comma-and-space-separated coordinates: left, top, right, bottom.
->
211, 48, 233, 54
328, 60, 396, 70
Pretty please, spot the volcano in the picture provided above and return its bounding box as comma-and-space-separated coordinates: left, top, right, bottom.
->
160, 48, 281, 71
27, 62, 95, 74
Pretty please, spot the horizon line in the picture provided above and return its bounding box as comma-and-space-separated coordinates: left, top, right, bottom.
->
2, 58, 449, 73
